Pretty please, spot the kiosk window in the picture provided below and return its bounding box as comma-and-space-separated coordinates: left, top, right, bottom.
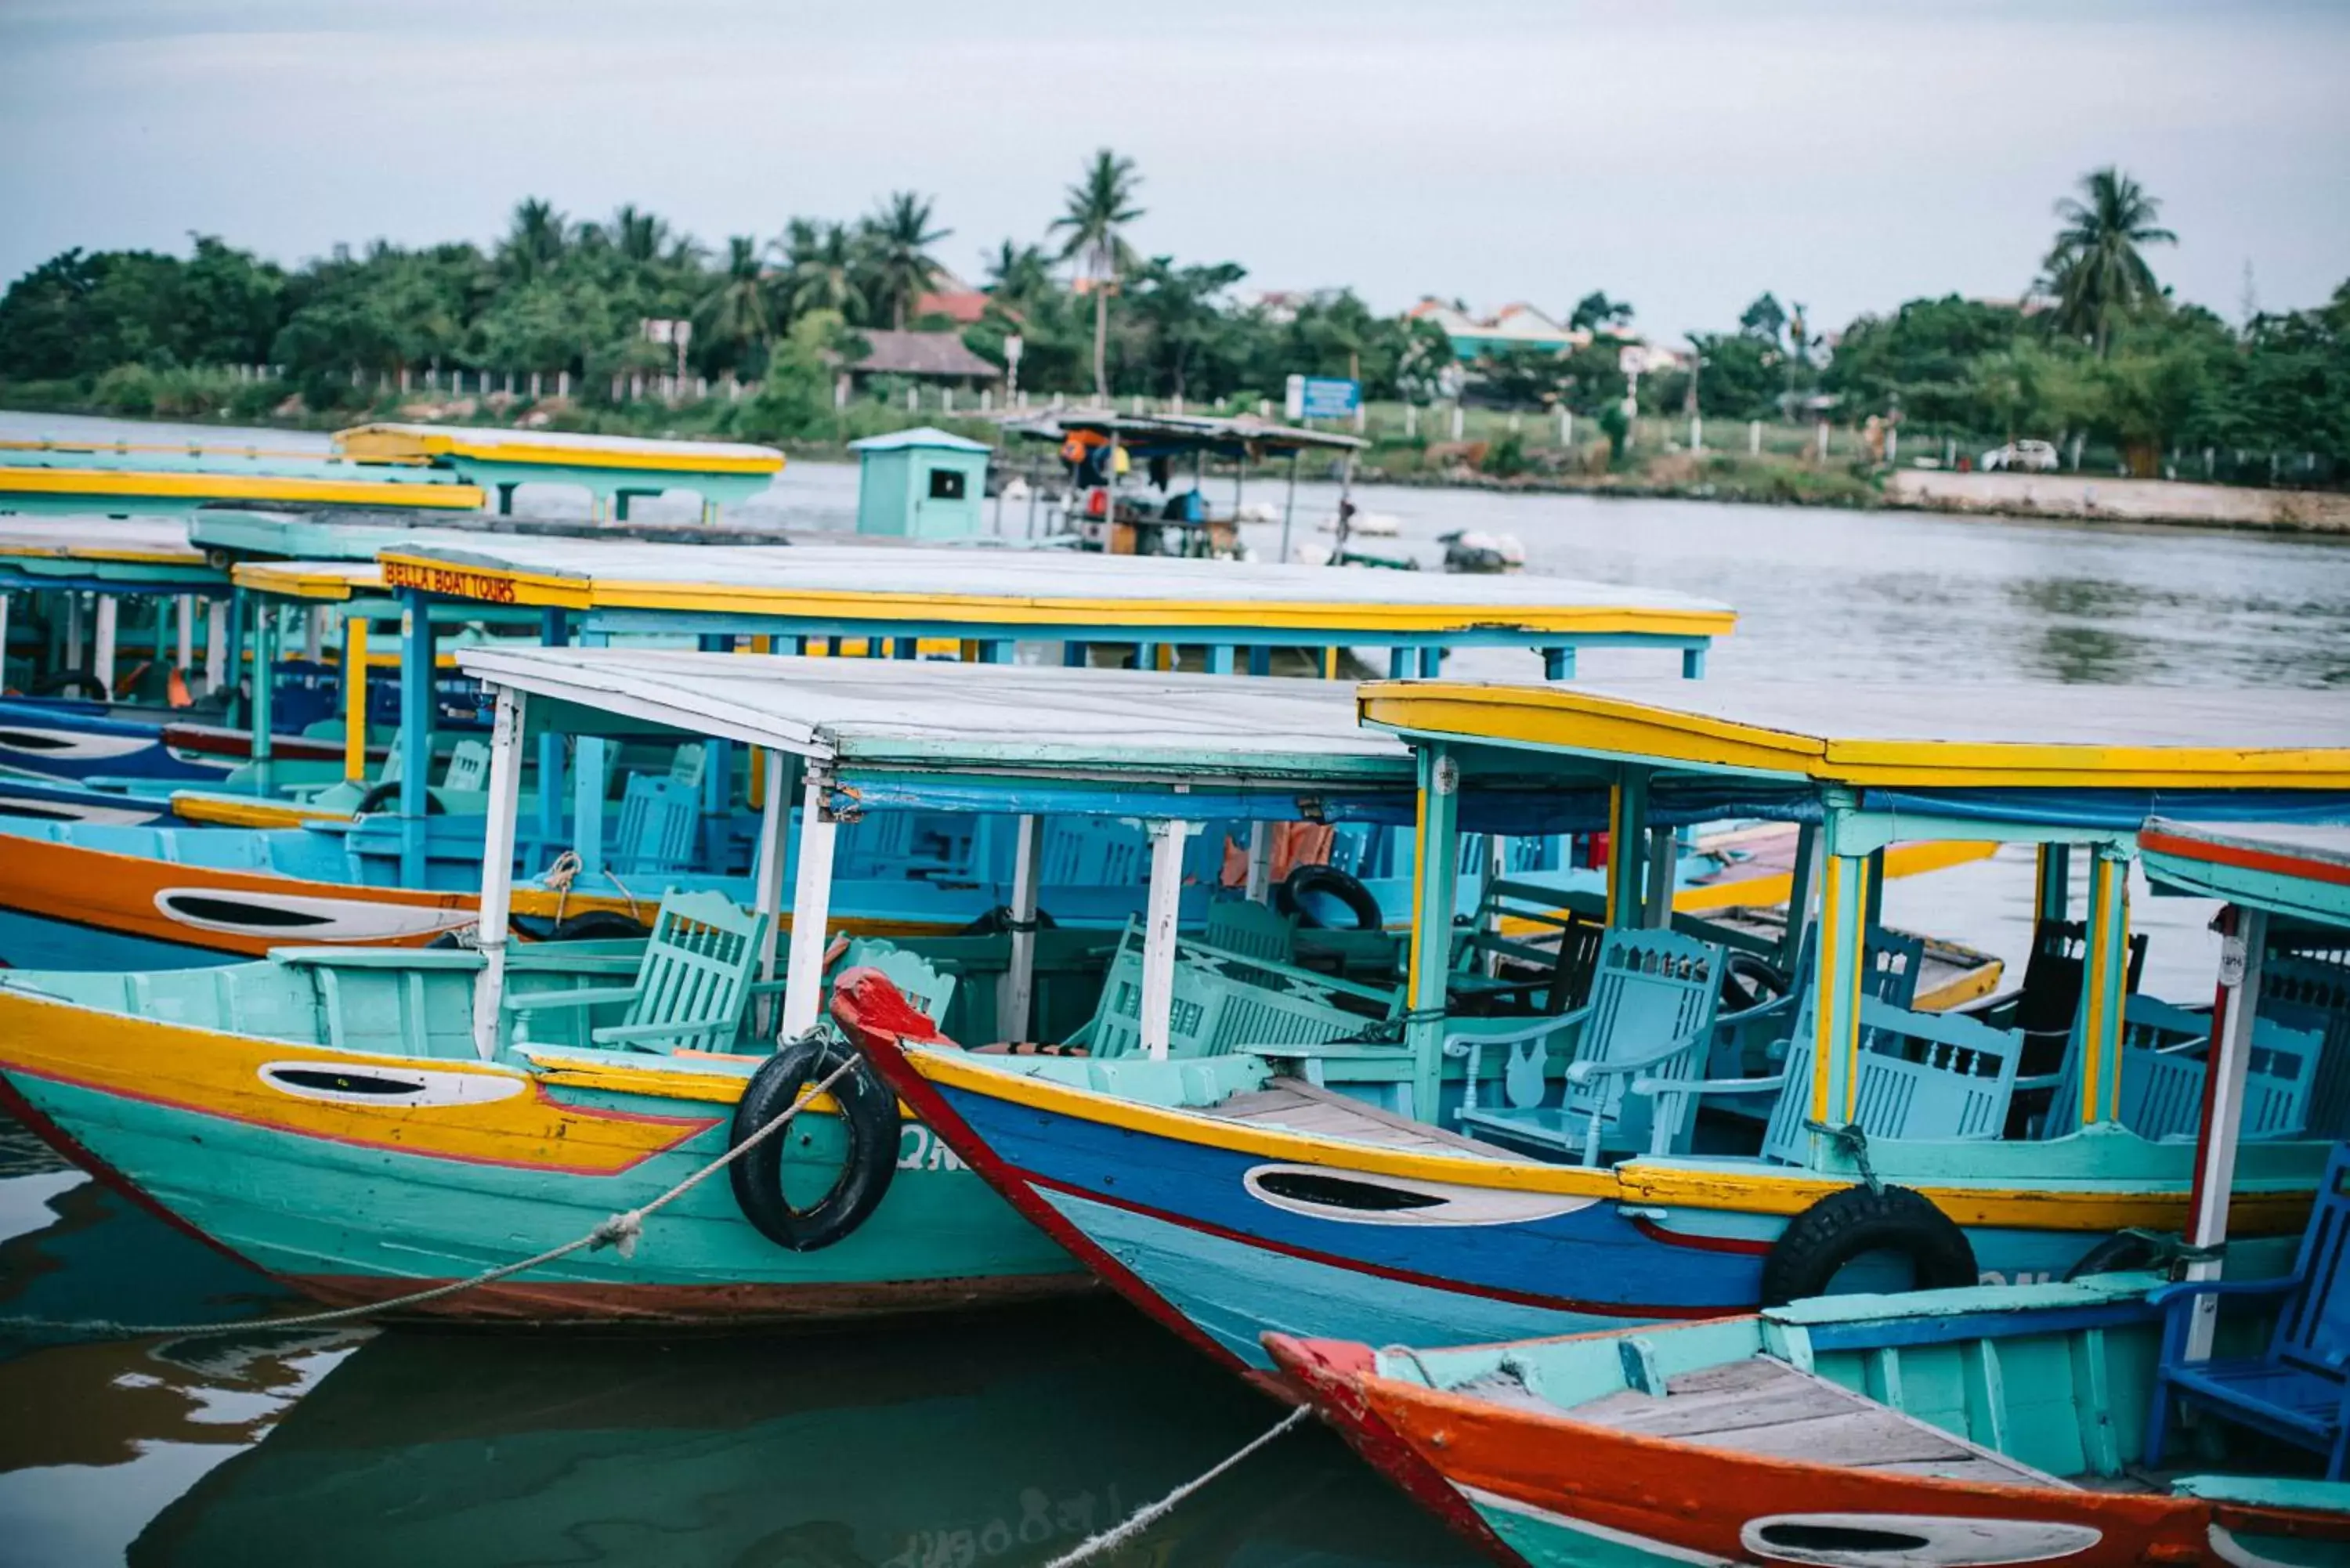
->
927, 468, 966, 500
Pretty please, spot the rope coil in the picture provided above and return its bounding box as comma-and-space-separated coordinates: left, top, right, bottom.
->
1, 1052, 857, 1342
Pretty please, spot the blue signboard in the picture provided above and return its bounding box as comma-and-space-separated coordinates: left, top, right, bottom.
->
1285, 374, 1361, 421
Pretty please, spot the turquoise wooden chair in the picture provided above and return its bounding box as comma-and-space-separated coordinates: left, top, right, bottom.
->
504, 889, 768, 1055
1203, 898, 1298, 964
2025, 994, 2209, 1140
835, 937, 957, 1025
2267, 954, 2350, 1137
1749, 996, 2025, 1166
609, 773, 701, 878
1448, 879, 1607, 1019
2117, 1014, 2322, 1143
1452, 928, 1725, 1165
1075, 919, 1399, 1061
2147, 1140, 2350, 1479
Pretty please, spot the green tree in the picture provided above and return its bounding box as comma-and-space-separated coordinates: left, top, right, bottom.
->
1050, 149, 1144, 401
863, 192, 949, 331
2041, 167, 2176, 357
779, 219, 871, 324
499, 197, 569, 283
1737, 292, 1788, 347
1569, 291, 1632, 334
696, 235, 775, 375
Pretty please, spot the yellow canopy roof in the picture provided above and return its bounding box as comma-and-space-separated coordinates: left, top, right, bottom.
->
1360, 677, 2350, 790
334, 424, 784, 476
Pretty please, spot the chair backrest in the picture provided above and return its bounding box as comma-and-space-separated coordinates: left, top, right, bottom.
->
440, 739, 490, 793
1458, 880, 1611, 1016
622, 891, 768, 1052
1765, 996, 2022, 1164
2043, 992, 2207, 1139
2271, 1143, 2350, 1376
838, 938, 958, 1024
1204, 898, 1297, 963
2016, 919, 2149, 1053
2266, 954, 2350, 1138
1086, 927, 1396, 1061
1564, 929, 1724, 1143
611, 774, 700, 876
1037, 817, 1148, 887
668, 743, 706, 787
2243, 1017, 2323, 1143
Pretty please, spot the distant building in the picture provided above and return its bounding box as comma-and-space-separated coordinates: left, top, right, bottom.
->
834, 329, 1003, 396
914, 266, 999, 327
1617, 341, 1690, 378
1408, 298, 1591, 360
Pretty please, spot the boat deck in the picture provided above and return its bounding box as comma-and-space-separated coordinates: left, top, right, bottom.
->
1482, 1355, 2069, 1489
1206, 1081, 1514, 1159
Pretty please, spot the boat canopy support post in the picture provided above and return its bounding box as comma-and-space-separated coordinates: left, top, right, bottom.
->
750, 749, 795, 1035
573, 627, 609, 879
0, 594, 9, 685
1388, 648, 1410, 680
1783, 822, 1820, 971
92, 594, 118, 699
1863, 847, 1887, 931
397, 587, 433, 887
1643, 824, 1678, 929
249, 595, 277, 796
2036, 844, 2073, 924
1682, 645, 1707, 679
1206, 645, 1234, 675
222, 587, 245, 725
1244, 822, 1274, 904
779, 772, 839, 1041
342, 616, 368, 782
2080, 844, 2134, 1128
1279, 450, 1300, 565
204, 598, 227, 696
1809, 797, 1870, 1168
1603, 772, 1650, 930
175, 595, 195, 675
1543, 646, 1574, 681
64, 591, 83, 673
1140, 820, 1191, 1060
469, 685, 528, 1060
998, 813, 1045, 1044
2184, 904, 2266, 1360
696, 634, 734, 868
1405, 742, 1462, 1118
536, 609, 567, 854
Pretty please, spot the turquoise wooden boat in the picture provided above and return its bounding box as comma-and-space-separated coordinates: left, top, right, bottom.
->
0, 652, 1451, 1324
1271, 816, 2350, 1568
843, 678, 2350, 1386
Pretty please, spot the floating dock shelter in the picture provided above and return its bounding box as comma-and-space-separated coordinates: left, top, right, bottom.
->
332, 425, 785, 521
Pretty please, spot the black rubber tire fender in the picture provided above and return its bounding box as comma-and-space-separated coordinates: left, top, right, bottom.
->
1275, 863, 1383, 932
34, 670, 109, 702
2063, 1230, 2167, 1282
1759, 1183, 1978, 1306
728, 1031, 900, 1252
356, 780, 446, 815
1719, 950, 1791, 1014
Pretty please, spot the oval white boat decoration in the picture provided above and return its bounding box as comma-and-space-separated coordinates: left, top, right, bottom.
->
0, 727, 157, 764
1242, 1162, 1597, 1227
0, 793, 164, 826
258, 1060, 525, 1108
1741, 1512, 2102, 1566
154, 887, 475, 942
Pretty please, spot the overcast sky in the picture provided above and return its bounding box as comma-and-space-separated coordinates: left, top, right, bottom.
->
3, 0, 2344, 338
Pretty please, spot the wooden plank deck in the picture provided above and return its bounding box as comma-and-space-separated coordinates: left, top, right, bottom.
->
1205, 1081, 1515, 1159
1527, 1356, 2072, 1489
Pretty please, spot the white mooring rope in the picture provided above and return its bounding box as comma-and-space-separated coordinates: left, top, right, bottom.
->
1042, 1405, 1312, 1567
0, 1055, 857, 1342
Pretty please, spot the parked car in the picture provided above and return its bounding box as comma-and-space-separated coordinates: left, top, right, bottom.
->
1980, 439, 2060, 471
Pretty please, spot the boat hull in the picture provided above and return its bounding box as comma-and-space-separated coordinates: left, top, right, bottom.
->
0, 981, 1084, 1324
1271, 1332, 2350, 1568
841, 991, 2316, 1381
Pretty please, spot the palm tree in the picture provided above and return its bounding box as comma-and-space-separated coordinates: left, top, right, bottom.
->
500, 197, 569, 281
611, 204, 670, 267
778, 219, 870, 324
1050, 150, 1144, 401
983, 240, 1054, 308
863, 192, 950, 331
696, 236, 774, 373
2041, 168, 2177, 356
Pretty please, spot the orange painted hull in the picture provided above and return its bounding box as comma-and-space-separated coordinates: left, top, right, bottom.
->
1271, 1332, 2350, 1568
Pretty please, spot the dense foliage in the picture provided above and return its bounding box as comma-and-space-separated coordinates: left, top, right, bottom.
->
0, 161, 2341, 476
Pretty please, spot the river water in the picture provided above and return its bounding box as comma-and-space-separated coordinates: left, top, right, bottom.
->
4, 412, 2349, 1565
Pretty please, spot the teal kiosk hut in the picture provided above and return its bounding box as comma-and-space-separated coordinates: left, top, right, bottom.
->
851, 429, 992, 541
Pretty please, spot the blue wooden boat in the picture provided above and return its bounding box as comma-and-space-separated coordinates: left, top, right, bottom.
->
842, 678, 2350, 1386
1271, 815, 2350, 1568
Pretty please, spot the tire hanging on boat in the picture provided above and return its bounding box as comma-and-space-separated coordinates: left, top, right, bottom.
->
729, 1030, 899, 1252
356, 780, 446, 815
1275, 864, 1383, 932
1759, 1183, 1977, 1306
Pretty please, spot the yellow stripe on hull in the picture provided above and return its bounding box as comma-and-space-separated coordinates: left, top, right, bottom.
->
0, 466, 483, 511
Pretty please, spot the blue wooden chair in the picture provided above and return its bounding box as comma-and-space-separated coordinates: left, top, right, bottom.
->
505, 889, 768, 1054
1452, 928, 1724, 1165
2267, 954, 2350, 1138
2147, 1141, 2350, 1479
1736, 996, 2024, 1167
609, 773, 701, 878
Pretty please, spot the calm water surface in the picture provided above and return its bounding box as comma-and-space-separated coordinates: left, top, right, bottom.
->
4, 412, 2348, 1564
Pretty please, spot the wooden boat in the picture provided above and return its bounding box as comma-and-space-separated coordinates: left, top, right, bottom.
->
1269, 816, 2350, 1568
0, 534, 1734, 967
0, 651, 1436, 1324
841, 678, 2350, 1386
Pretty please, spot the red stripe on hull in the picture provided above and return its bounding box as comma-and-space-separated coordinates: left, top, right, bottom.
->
288, 1269, 1094, 1325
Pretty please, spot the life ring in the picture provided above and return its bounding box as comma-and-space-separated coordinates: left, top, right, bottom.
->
728, 1031, 900, 1252
1275, 864, 1383, 932
1759, 1184, 1977, 1306
33, 670, 109, 703
356, 781, 446, 815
